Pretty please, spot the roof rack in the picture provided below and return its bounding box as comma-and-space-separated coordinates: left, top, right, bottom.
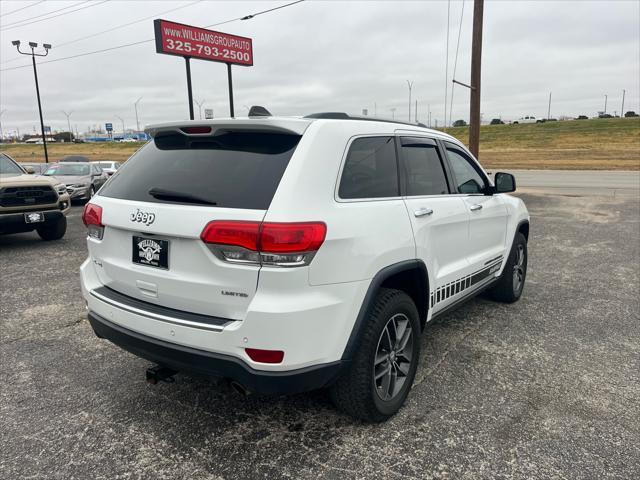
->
304, 112, 428, 129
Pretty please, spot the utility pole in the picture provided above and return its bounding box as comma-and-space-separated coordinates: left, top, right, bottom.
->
62, 110, 73, 142
12, 40, 52, 162
390, 108, 396, 119
621, 89, 626, 117
115, 115, 125, 137
547, 92, 552, 120
469, 0, 484, 158
134, 97, 143, 133
0, 110, 5, 142
406, 80, 413, 121
415, 100, 418, 123
374, 102, 377, 116
195, 99, 206, 120
604, 94, 608, 115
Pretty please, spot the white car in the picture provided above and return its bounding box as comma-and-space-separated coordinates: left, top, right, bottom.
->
80, 111, 530, 422
92, 161, 121, 176
514, 116, 538, 124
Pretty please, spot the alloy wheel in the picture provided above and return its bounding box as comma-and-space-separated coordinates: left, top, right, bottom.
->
373, 313, 414, 401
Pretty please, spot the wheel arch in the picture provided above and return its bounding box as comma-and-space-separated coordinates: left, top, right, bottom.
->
517, 219, 529, 241
341, 259, 429, 362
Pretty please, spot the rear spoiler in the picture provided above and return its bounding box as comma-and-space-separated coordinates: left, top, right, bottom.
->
146, 118, 312, 138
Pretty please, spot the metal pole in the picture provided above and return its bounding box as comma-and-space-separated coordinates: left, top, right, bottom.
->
415, 100, 418, 123
184, 57, 194, 120
134, 97, 142, 133
547, 92, 552, 120
407, 80, 413, 121
469, 0, 484, 158
0, 110, 5, 142
621, 89, 625, 117
31, 51, 49, 163
227, 63, 235, 117
604, 94, 607, 115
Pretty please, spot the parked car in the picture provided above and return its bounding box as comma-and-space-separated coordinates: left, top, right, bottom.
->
80, 111, 529, 422
19, 162, 49, 174
43, 162, 108, 202
92, 161, 121, 176
0, 153, 70, 240
513, 116, 538, 124
60, 155, 91, 163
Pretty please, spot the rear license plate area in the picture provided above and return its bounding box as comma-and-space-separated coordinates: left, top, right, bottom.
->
132, 236, 169, 269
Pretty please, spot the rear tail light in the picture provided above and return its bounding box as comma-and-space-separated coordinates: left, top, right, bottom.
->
245, 348, 284, 364
82, 203, 104, 240
201, 221, 326, 267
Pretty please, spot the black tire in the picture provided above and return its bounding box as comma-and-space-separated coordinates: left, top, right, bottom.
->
37, 216, 67, 241
330, 288, 420, 422
487, 232, 527, 303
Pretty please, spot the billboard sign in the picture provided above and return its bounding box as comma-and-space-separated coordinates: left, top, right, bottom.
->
105, 123, 113, 132
154, 19, 253, 66
204, 108, 214, 119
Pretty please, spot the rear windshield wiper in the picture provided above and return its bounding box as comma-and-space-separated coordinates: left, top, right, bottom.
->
148, 187, 217, 206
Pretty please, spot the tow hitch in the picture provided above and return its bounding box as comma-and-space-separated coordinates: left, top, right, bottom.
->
146, 365, 178, 385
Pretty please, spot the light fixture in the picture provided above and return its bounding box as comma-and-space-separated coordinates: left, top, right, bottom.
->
28, 41, 38, 48
43, 43, 52, 50
11, 40, 20, 46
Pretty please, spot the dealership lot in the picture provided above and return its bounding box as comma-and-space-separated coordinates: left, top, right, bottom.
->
1, 191, 638, 479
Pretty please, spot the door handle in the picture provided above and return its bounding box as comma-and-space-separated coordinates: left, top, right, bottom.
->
470, 204, 483, 211
414, 208, 434, 217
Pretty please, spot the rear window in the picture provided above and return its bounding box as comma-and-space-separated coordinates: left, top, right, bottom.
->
338, 136, 399, 199
99, 131, 301, 209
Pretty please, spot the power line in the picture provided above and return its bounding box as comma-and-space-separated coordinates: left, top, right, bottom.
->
1, 1, 90, 28
0, 0, 202, 65
56, 0, 202, 48
0, 0, 46, 18
449, 0, 466, 126
0, 0, 306, 73
1, 0, 108, 32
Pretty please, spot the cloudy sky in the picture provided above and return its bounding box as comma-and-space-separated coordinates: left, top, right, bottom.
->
1, 0, 638, 135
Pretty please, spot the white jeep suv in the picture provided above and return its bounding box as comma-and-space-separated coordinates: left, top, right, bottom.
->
80, 112, 529, 422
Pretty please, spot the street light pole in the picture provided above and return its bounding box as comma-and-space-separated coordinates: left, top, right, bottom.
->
12, 40, 52, 162
195, 99, 206, 120
406, 80, 413, 122
0, 110, 5, 142
134, 96, 143, 133
115, 115, 125, 138
604, 94, 608, 115
621, 89, 626, 117
62, 110, 73, 142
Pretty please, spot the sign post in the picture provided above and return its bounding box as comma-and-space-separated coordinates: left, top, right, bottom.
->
154, 19, 253, 119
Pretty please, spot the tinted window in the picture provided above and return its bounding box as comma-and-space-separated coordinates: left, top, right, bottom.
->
445, 145, 486, 194
339, 136, 398, 199
401, 139, 449, 196
0, 154, 24, 175
92, 165, 102, 174
44, 164, 90, 176
100, 131, 300, 209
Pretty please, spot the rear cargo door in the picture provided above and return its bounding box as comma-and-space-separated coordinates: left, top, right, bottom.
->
88, 129, 301, 321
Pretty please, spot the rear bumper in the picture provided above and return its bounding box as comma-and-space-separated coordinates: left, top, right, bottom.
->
88, 311, 343, 395
0, 208, 65, 234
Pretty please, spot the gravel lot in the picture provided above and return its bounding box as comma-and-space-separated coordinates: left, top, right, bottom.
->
1, 192, 639, 480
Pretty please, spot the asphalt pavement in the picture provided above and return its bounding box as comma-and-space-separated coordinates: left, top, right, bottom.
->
1, 186, 639, 479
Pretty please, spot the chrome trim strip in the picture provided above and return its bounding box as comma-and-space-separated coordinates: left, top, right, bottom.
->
90, 289, 227, 332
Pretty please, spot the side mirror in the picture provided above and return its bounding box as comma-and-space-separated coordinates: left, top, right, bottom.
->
25, 166, 35, 174
494, 172, 516, 193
